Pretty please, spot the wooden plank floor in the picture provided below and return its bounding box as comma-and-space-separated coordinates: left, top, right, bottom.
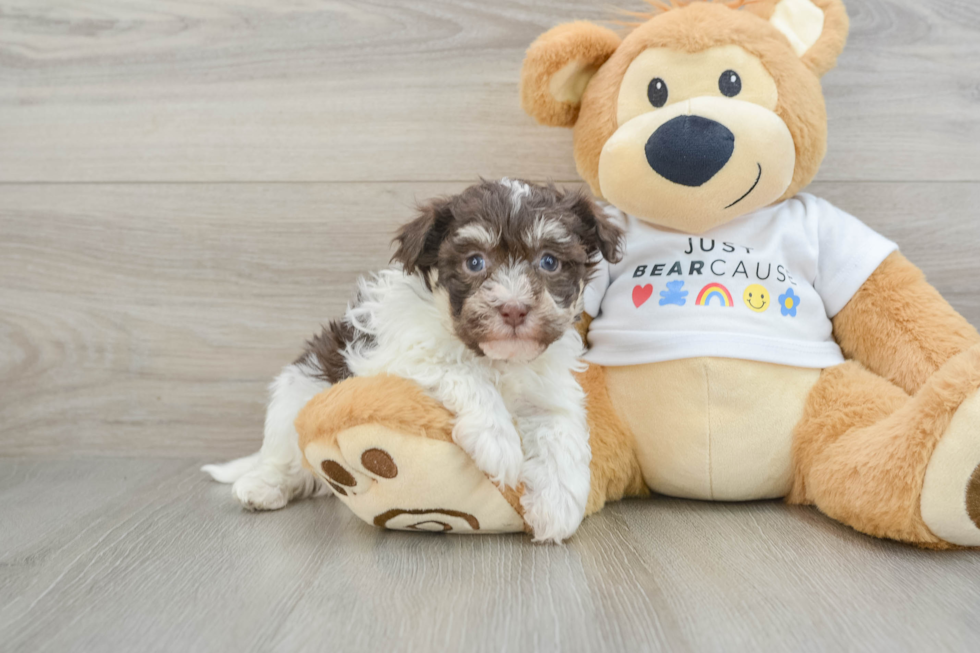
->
2, 0, 980, 651
2, 458, 980, 653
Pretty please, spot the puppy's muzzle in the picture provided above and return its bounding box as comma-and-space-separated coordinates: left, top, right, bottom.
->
498, 301, 529, 328
645, 115, 735, 187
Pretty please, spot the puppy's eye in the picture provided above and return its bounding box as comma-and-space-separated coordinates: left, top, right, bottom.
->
539, 254, 560, 273
647, 78, 668, 108
464, 254, 486, 273
719, 70, 741, 97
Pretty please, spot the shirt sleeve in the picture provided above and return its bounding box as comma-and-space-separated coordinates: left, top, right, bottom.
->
583, 255, 610, 318
582, 202, 627, 317
812, 196, 898, 318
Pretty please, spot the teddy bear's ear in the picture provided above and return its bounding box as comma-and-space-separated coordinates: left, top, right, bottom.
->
520, 21, 621, 128
753, 0, 850, 77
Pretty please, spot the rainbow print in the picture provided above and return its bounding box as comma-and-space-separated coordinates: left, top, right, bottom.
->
695, 283, 734, 307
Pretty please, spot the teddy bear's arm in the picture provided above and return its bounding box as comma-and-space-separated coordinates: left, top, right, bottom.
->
832, 251, 980, 395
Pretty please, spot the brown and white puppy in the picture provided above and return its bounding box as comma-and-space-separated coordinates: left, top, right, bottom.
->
397, 178, 622, 362
203, 179, 624, 543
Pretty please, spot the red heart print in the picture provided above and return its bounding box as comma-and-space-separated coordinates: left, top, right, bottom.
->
632, 284, 653, 308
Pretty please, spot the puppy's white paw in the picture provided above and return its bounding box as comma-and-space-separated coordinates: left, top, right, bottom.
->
231, 465, 322, 511
521, 484, 586, 544
458, 423, 524, 490
233, 474, 289, 511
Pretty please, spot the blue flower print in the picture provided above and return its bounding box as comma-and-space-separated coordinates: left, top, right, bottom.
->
778, 288, 800, 317
659, 280, 688, 306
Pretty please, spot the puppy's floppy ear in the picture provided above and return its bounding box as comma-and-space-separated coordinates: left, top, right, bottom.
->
568, 192, 624, 264
520, 22, 621, 128
392, 197, 455, 275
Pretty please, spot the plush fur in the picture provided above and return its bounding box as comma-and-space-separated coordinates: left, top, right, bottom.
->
832, 251, 980, 396
566, 1, 838, 206
521, 22, 622, 128
744, 0, 850, 77
575, 313, 651, 512
565, 245, 980, 549
512, 0, 980, 548
576, 363, 650, 514
789, 345, 980, 547
296, 374, 456, 452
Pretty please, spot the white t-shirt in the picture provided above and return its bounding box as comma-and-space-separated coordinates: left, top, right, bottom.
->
583, 194, 897, 368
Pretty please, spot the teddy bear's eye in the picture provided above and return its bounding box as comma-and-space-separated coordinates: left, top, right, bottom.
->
719, 70, 742, 97
647, 78, 668, 108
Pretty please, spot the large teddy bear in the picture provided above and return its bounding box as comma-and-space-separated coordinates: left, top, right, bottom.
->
295, 0, 980, 548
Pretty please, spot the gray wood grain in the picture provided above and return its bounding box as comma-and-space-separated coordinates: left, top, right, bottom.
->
1, 457, 978, 653
2, 181, 979, 457
1, 0, 978, 183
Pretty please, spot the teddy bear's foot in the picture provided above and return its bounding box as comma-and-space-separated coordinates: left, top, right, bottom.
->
295, 374, 526, 534
791, 344, 980, 547
304, 423, 525, 533
921, 389, 980, 546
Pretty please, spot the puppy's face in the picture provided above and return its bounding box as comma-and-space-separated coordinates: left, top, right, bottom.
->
393, 179, 623, 361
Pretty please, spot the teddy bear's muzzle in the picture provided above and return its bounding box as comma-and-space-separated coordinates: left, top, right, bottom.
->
597, 97, 796, 234
645, 114, 735, 188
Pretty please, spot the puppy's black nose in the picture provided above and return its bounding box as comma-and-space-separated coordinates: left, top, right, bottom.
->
499, 302, 529, 328
645, 115, 735, 187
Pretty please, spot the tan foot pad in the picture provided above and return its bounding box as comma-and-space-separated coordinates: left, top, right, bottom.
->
921, 390, 980, 546
304, 424, 525, 534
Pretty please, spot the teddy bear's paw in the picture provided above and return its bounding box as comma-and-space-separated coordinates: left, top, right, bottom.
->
921, 389, 980, 547
310, 452, 375, 498
303, 423, 526, 534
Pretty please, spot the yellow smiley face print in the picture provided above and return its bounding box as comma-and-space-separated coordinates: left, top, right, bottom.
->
743, 284, 770, 313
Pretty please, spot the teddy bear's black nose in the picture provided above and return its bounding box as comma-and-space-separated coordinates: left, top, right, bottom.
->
645, 115, 735, 187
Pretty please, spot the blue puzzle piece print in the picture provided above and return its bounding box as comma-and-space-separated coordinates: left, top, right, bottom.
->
659, 280, 688, 306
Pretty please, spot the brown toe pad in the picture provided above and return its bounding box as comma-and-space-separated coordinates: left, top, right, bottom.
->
967, 465, 980, 529
361, 448, 398, 479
